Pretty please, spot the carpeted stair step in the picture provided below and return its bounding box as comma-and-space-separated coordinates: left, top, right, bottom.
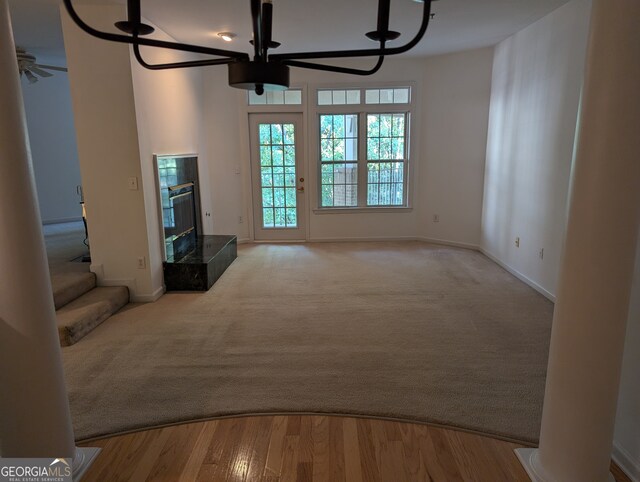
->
51, 271, 97, 310
57, 286, 129, 346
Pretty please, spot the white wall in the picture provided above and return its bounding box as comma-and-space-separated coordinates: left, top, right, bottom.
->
418, 47, 493, 247
202, 51, 493, 244
130, 23, 209, 297
202, 66, 249, 240
481, 0, 592, 298
20, 71, 82, 224
61, 5, 154, 300
615, 236, 640, 480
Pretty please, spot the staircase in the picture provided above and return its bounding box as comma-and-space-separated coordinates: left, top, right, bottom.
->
52, 270, 129, 346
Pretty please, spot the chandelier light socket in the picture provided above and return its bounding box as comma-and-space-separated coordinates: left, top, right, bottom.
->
115, 21, 155, 35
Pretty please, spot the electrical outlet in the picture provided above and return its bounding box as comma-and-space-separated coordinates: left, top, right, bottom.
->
433, 214, 440, 223
238, 215, 244, 224
539, 248, 544, 259
137, 256, 146, 269
515, 237, 520, 248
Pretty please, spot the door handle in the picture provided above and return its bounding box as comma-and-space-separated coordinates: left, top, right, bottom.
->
297, 186, 305, 192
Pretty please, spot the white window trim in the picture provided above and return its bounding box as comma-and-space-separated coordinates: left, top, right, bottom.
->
310, 82, 416, 212
312, 206, 413, 214
245, 84, 307, 113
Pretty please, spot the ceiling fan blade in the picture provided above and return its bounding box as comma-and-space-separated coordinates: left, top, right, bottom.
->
24, 70, 38, 84
35, 64, 68, 72
29, 66, 53, 77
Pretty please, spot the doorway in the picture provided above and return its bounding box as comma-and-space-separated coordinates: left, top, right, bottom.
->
249, 113, 306, 241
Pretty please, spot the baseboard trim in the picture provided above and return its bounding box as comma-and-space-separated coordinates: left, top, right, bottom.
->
612, 441, 640, 482
417, 237, 480, 251
479, 249, 556, 302
241, 236, 481, 248
307, 236, 418, 243
130, 286, 165, 303
42, 216, 83, 225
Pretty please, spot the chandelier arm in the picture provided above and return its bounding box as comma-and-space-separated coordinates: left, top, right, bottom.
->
269, 0, 431, 61
132, 44, 236, 70
251, 0, 263, 61
282, 57, 385, 76
261, 1, 273, 61
376, 0, 391, 35
62, 0, 249, 60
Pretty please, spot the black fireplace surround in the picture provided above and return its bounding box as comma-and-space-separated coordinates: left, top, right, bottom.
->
156, 155, 236, 291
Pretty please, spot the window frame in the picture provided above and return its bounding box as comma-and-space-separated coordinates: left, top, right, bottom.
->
312, 83, 415, 212
247, 88, 304, 107
319, 113, 360, 208
365, 112, 409, 207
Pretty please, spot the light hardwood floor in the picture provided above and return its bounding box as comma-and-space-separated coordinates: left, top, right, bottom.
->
79, 415, 631, 482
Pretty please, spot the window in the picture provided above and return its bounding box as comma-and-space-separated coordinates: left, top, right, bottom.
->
259, 123, 298, 227
317, 89, 361, 105
316, 86, 412, 209
248, 88, 302, 105
366, 113, 406, 206
320, 114, 358, 207
364, 87, 410, 104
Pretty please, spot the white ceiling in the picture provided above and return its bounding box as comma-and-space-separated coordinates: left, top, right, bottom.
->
9, 0, 571, 66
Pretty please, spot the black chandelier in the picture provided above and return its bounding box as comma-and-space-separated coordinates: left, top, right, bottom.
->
63, 0, 433, 95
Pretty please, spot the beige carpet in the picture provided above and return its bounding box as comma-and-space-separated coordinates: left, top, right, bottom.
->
60, 242, 554, 443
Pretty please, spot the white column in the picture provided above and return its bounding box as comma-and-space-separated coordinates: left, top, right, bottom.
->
0, 0, 76, 458
516, 0, 640, 481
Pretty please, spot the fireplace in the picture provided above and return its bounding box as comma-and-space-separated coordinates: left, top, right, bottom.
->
155, 154, 237, 291
155, 155, 201, 260
165, 182, 197, 259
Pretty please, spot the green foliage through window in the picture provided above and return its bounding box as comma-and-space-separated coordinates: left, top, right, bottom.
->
366, 113, 406, 206
259, 123, 298, 228
320, 114, 358, 207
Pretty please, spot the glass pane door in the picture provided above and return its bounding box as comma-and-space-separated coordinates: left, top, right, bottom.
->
250, 113, 305, 241
259, 123, 298, 228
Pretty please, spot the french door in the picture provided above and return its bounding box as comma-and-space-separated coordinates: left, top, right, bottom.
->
249, 113, 306, 241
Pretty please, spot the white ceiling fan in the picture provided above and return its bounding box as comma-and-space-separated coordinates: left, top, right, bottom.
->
16, 47, 67, 84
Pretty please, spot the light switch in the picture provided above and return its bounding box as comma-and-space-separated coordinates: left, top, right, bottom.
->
128, 177, 139, 190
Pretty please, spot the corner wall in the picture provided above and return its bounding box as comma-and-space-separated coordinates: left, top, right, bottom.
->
61, 4, 154, 299
61, 5, 206, 301
418, 47, 493, 246
130, 24, 209, 298
481, 0, 592, 298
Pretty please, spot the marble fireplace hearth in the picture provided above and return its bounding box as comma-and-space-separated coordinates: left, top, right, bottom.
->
163, 235, 237, 291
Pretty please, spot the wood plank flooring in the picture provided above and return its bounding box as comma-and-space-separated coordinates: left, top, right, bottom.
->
79, 415, 631, 482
